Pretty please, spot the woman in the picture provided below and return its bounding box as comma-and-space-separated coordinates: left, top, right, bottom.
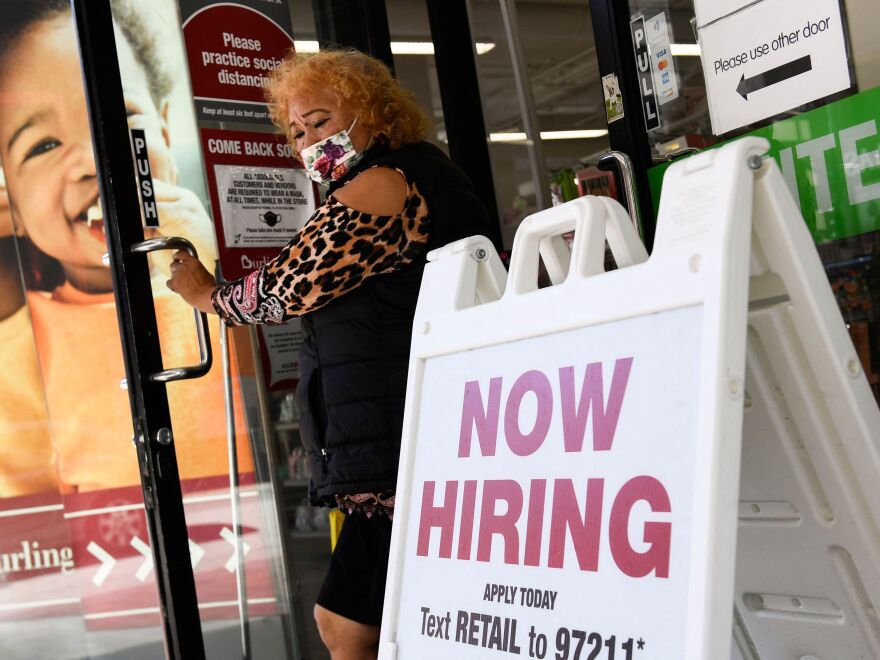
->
168, 49, 492, 658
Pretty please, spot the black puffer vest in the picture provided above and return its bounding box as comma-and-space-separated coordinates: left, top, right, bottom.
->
297, 141, 491, 503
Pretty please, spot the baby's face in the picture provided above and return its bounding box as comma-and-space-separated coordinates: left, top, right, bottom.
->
0, 13, 175, 290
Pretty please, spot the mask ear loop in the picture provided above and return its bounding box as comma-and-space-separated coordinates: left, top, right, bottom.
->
348, 117, 377, 154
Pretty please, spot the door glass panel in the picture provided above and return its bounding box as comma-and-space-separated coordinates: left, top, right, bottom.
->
507, 0, 614, 202
0, 2, 145, 656
466, 2, 622, 250
627, 0, 713, 157
638, 0, 880, 407
385, 0, 450, 157
464, 1, 544, 250
0, 1, 300, 656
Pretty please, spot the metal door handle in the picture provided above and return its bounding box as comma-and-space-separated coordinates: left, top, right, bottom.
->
597, 151, 644, 242
131, 236, 212, 382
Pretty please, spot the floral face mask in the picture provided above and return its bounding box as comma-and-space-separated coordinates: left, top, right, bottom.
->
299, 118, 365, 184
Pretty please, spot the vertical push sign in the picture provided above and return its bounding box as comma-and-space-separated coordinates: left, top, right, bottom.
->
630, 16, 660, 132
131, 129, 159, 228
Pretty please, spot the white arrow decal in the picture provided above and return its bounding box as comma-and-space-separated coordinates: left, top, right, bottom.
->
130, 536, 154, 582
220, 526, 251, 573
86, 541, 116, 587
188, 539, 205, 569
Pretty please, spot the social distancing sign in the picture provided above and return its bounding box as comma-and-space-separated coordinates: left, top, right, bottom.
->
380, 137, 880, 659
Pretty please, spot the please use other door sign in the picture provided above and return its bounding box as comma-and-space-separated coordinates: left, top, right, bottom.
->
696, 0, 851, 135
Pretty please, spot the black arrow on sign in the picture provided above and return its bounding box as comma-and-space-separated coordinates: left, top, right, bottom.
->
736, 55, 812, 100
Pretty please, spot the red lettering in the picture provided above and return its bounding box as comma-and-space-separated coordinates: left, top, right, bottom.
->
609, 476, 671, 578
504, 370, 553, 456
523, 479, 546, 566
457, 480, 478, 560
559, 358, 633, 453
547, 478, 604, 570
417, 480, 458, 558
415, 476, 672, 578
458, 378, 503, 457
476, 480, 522, 565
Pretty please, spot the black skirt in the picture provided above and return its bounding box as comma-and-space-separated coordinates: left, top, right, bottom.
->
316, 510, 393, 627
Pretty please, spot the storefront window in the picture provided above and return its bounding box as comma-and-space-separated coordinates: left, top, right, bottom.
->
385, 0, 449, 155
2, 0, 877, 657
638, 0, 880, 403
466, 1, 610, 248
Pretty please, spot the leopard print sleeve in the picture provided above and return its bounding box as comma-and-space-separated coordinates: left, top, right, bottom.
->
211, 172, 430, 325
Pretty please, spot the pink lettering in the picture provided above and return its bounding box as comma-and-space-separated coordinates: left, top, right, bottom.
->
416, 480, 458, 558
457, 480, 478, 560
547, 478, 604, 570
609, 476, 671, 578
415, 476, 672, 578
458, 378, 503, 457
504, 370, 553, 456
523, 479, 546, 566
560, 357, 633, 453
476, 480, 522, 565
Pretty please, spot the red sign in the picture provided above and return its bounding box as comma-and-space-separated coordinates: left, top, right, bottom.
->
201, 129, 313, 391
182, 4, 293, 106
201, 128, 316, 282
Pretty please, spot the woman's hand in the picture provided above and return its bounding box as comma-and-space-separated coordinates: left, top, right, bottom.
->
167, 250, 218, 314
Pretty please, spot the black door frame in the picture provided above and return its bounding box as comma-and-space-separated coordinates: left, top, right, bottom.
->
312, 0, 396, 72
426, 0, 502, 249
71, 1, 205, 657
589, 0, 658, 251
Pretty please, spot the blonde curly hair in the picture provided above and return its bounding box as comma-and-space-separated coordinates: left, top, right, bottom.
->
266, 49, 430, 154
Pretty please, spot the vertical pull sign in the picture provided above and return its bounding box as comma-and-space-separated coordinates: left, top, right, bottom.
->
131, 128, 159, 228
629, 15, 660, 132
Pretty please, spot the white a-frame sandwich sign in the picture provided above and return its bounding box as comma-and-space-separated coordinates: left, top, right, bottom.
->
379, 137, 880, 659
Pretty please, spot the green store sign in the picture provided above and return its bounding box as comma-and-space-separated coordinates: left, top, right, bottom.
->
649, 86, 880, 244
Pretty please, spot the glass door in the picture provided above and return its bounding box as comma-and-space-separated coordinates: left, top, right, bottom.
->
74, 0, 211, 655
618, 0, 880, 406
595, 3, 880, 659
0, 1, 300, 657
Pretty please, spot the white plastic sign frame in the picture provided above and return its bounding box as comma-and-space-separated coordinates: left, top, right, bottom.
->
731, 150, 880, 657
379, 137, 770, 660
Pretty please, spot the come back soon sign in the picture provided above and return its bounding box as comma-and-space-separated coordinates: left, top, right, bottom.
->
389, 306, 703, 659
